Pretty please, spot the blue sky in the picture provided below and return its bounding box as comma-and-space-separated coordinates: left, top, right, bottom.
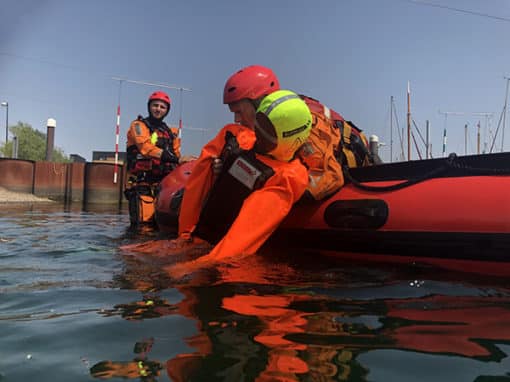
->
1, 0, 509, 162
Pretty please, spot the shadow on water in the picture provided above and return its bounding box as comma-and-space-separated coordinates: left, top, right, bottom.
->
1, 203, 510, 381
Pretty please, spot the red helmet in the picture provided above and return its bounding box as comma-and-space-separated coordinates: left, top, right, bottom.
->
223, 65, 280, 104
148, 91, 171, 119
148, 91, 171, 108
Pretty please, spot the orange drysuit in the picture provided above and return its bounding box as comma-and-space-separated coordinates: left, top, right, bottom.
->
126, 118, 181, 162
174, 123, 308, 270
125, 117, 181, 226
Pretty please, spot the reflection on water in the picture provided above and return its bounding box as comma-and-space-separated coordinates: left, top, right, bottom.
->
1, 203, 510, 381
116, 249, 510, 382
90, 338, 163, 381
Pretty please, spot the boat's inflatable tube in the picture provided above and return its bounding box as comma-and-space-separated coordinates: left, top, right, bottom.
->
156, 153, 510, 261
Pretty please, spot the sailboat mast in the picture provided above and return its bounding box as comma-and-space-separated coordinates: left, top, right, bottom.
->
477, 121, 481, 154
464, 124, 468, 155
426, 120, 430, 159
390, 96, 394, 163
407, 81, 411, 161
501, 76, 509, 152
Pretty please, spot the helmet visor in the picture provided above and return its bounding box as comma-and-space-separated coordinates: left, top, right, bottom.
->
254, 112, 277, 154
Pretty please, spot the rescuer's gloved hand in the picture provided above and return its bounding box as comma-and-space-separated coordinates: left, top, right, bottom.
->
212, 157, 223, 176
160, 149, 179, 165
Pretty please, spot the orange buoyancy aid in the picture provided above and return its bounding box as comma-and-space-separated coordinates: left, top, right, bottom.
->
126, 116, 181, 179
177, 124, 256, 238
338, 119, 371, 168
298, 96, 345, 200
301, 95, 372, 168
298, 95, 374, 200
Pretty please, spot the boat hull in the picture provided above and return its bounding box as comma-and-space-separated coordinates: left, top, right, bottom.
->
155, 153, 510, 262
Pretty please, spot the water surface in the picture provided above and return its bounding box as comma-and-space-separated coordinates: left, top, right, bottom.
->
1, 203, 509, 381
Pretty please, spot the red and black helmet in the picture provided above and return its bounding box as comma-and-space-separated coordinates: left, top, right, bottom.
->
223, 65, 280, 104
147, 91, 171, 119
148, 91, 171, 107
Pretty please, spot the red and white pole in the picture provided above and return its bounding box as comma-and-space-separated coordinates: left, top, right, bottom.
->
178, 87, 183, 139
113, 104, 120, 183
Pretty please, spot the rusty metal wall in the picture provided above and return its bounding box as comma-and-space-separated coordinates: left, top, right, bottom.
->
33, 162, 68, 200
69, 163, 85, 203
32, 162, 87, 202
0, 158, 35, 193
0, 159, 126, 204
84, 162, 125, 204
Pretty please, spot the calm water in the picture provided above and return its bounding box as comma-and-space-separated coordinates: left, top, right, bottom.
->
1, 203, 510, 382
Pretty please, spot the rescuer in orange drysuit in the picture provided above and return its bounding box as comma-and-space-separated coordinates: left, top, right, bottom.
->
221, 65, 345, 201
124, 91, 181, 227
166, 89, 312, 277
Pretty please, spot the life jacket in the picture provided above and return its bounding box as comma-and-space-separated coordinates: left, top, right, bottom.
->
126, 116, 178, 179
194, 131, 275, 244
300, 95, 373, 168
339, 119, 372, 168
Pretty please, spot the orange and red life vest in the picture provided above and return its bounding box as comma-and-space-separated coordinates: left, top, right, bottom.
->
126, 116, 180, 180
296, 95, 373, 201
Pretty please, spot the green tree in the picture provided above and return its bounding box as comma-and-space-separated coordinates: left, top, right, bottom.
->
0, 122, 70, 162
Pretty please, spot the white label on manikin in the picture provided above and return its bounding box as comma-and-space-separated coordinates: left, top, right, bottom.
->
228, 157, 262, 190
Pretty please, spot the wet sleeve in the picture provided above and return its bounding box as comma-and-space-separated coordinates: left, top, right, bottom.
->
190, 157, 308, 264
127, 120, 162, 158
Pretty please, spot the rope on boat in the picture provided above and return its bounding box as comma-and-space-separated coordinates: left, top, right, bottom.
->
344, 153, 510, 192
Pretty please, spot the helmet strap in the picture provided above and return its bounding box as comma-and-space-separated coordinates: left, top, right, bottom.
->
251, 98, 263, 110
146, 115, 165, 126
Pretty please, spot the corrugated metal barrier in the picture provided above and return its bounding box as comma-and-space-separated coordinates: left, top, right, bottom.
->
0, 158, 126, 205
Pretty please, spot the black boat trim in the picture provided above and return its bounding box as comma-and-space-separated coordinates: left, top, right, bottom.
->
346, 152, 510, 190
270, 229, 510, 262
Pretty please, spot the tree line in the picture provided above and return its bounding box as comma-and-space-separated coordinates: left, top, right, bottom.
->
0, 122, 69, 162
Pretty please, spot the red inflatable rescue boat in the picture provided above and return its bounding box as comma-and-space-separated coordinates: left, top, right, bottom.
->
155, 152, 510, 263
